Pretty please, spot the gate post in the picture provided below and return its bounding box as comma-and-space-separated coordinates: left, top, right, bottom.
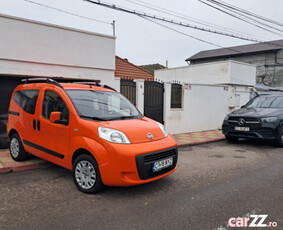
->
135, 80, 144, 114
163, 82, 171, 130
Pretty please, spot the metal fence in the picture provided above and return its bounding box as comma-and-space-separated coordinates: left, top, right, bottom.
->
120, 78, 136, 105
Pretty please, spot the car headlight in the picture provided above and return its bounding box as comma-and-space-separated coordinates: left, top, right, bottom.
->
224, 115, 229, 121
98, 127, 130, 144
261, 117, 278, 123
157, 122, 168, 137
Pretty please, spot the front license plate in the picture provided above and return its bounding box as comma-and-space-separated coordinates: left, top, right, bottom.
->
152, 157, 173, 172
234, 126, 250, 132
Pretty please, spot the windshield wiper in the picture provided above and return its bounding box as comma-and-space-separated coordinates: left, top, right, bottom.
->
80, 115, 107, 121
108, 115, 137, 121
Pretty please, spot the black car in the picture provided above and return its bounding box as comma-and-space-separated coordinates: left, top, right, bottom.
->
222, 94, 283, 146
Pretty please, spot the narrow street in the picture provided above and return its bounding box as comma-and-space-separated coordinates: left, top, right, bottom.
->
0, 141, 282, 230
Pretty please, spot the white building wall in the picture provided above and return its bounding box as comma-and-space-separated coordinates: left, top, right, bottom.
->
155, 61, 256, 86
164, 83, 251, 134
0, 14, 118, 89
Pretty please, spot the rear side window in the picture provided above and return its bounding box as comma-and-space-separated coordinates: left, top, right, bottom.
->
13, 90, 39, 114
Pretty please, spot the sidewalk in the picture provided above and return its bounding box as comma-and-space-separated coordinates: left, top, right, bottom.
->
0, 130, 224, 174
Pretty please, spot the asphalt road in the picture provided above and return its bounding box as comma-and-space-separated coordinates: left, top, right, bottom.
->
0, 140, 282, 230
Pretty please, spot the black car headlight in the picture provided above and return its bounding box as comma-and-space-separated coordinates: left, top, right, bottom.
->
261, 117, 278, 123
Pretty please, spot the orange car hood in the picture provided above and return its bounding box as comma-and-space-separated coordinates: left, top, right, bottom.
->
102, 117, 165, 144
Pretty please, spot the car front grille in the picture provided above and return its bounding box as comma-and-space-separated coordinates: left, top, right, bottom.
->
228, 116, 260, 128
136, 147, 178, 180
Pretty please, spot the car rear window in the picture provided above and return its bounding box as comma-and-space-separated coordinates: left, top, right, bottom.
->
13, 90, 39, 114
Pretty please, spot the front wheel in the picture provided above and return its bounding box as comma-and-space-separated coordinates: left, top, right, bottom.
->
275, 126, 283, 147
72, 154, 104, 194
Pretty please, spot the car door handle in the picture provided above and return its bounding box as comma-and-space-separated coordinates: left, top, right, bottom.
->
37, 120, 40, 131
33, 119, 36, 130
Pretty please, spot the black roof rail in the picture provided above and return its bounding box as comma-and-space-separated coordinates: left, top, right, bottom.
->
21, 77, 116, 91
21, 78, 64, 89
73, 82, 116, 91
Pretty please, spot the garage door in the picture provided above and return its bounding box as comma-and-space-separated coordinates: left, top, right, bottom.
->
0, 76, 22, 148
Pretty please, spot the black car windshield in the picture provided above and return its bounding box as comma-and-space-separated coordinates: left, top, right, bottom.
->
66, 90, 142, 121
246, 95, 283, 108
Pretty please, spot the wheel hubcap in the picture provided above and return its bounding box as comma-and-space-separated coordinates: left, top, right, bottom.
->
75, 160, 96, 189
10, 138, 19, 158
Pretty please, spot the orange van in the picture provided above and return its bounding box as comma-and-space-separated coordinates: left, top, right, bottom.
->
7, 78, 178, 193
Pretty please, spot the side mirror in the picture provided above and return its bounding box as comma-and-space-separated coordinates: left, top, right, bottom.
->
50, 111, 61, 123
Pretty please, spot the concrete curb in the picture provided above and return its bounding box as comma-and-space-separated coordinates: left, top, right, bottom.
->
0, 162, 49, 174
177, 137, 225, 147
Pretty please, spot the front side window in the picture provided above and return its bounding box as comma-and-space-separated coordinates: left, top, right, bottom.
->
13, 90, 39, 114
66, 90, 142, 121
42, 90, 69, 123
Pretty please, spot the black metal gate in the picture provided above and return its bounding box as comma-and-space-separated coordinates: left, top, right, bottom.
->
120, 78, 136, 105
144, 81, 164, 124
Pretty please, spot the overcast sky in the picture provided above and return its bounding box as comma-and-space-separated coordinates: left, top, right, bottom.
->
1, 0, 283, 67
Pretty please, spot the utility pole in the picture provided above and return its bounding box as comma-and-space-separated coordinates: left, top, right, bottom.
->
112, 20, 115, 36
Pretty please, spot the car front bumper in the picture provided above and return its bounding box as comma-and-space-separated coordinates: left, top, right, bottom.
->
99, 134, 178, 186
222, 120, 279, 140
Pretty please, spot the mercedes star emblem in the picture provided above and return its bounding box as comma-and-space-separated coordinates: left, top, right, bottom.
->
238, 118, 246, 126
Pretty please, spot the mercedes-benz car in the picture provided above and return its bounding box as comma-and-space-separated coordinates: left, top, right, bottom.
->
222, 94, 283, 146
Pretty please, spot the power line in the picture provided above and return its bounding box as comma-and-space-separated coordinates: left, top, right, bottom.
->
23, 0, 112, 25
123, 0, 269, 41
206, 0, 283, 28
139, 15, 223, 49
83, 0, 263, 43
203, 0, 283, 34
199, 0, 283, 37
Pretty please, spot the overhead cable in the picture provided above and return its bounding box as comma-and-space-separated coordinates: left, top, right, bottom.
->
199, 0, 283, 37
206, 0, 283, 28
123, 0, 269, 41
83, 0, 263, 43
23, 0, 112, 25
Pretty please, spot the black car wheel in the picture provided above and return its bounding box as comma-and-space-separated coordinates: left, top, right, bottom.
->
275, 126, 283, 147
10, 134, 29, 161
225, 135, 239, 142
72, 154, 104, 194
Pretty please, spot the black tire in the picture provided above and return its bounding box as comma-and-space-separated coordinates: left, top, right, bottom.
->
9, 133, 29, 161
72, 154, 104, 194
225, 135, 239, 142
275, 126, 283, 147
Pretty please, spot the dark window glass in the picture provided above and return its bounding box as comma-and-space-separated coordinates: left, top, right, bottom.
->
66, 90, 142, 121
246, 96, 283, 108
171, 83, 182, 109
42, 90, 69, 124
13, 90, 39, 114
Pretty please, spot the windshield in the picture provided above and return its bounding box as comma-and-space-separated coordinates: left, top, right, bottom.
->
245, 95, 283, 108
66, 90, 142, 121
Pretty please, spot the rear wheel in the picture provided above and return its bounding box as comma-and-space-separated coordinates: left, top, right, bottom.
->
275, 126, 283, 147
9, 134, 29, 161
225, 135, 238, 142
72, 154, 104, 194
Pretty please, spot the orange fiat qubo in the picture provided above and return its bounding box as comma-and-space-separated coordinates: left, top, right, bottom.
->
7, 79, 178, 193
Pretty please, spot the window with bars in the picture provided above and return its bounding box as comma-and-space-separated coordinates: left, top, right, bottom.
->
171, 83, 182, 108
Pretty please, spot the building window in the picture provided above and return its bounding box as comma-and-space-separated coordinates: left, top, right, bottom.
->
171, 83, 182, 108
